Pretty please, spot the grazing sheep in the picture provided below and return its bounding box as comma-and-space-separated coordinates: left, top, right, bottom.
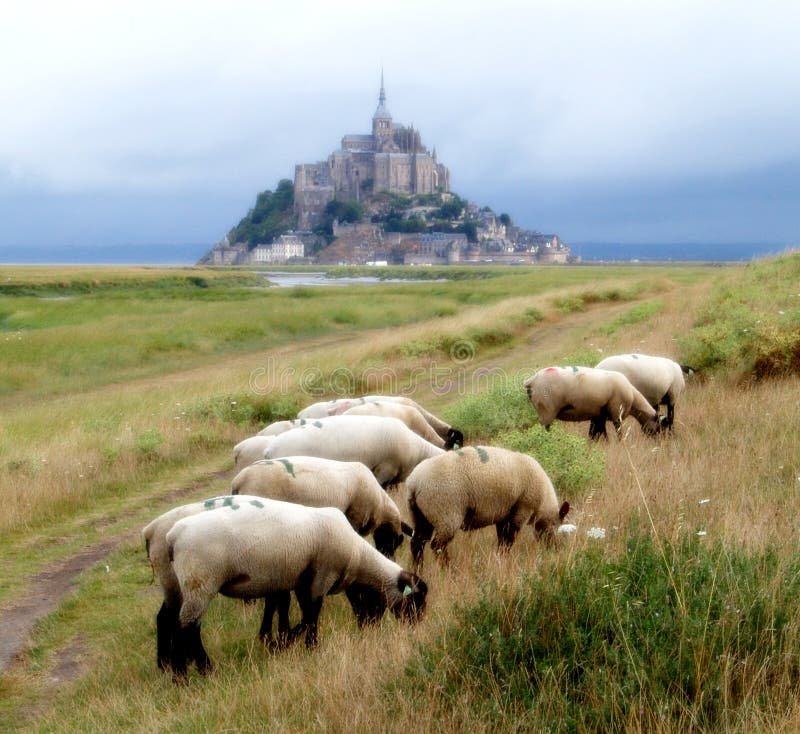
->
233, 435, 274, 472
142, 495, 290, 674
297, 395, 463, 447
165, 498, 428, 673
341, 401, 457, 449
231, 456, 413, 559
595, 353, 696, 429
406, 446, 569, 569
264, 414, 445, 487
524, 366, 662, 439
257, 419, 302, 437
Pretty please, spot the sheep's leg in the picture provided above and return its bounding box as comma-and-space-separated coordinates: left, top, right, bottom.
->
496, 519, 521, 549
430, 533, 453, 567
186, 622, 212, 674
156, 600, 179, 672
260, 592, 292, 650
409, 503, 434, 572
666, 400, 675, 430
293, 584, 324, 648
588, 416, 607, 440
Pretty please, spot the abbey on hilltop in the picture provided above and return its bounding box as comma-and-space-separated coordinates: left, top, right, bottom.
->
293, 73, 451, 229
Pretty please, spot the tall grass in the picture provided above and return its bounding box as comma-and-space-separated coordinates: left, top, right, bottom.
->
680, 251, 800, 379
9, 261, 800, 733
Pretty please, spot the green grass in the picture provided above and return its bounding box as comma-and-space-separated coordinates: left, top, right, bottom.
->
398, 526, 800, 732
680, 252, 800, 379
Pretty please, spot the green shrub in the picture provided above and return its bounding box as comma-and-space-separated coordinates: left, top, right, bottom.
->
442, 381, 535, 440
188, 392, 300, 427
399, 528, 800, 731
135, 428, 164, 456
680, 253, 800, 379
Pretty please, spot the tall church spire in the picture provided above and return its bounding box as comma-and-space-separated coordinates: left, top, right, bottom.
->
373, 69, 391, 121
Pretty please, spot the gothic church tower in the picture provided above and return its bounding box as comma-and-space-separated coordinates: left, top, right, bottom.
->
372, 71, 393, 149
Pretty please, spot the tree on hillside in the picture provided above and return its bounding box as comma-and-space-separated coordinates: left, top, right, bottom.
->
229, 179, 296, 246
499, 212, 512, 227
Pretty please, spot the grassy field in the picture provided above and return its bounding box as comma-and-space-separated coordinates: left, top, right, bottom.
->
1, 259, 798, 732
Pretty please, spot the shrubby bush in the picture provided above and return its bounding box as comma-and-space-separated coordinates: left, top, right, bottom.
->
399, 527, 800, 731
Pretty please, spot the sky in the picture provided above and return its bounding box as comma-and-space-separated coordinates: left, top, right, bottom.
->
0, 0, 798, 259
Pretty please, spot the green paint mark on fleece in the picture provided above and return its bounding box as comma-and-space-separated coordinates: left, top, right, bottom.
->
223, 496, 240, 510
249, 499, 265, 509
278, 458, 296, 477
300, 418, 306, 426
632, 354, 640, 359
313, 421, 323, 428
475, 447, 490, 463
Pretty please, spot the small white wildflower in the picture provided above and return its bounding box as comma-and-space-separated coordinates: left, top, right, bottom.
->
597, 348, 603, 353
557, 523, 577, 535
586, 527, 606, 540
105, 565, 110, 573
231, 401, 237, 405
778, 310, 785, 315
697, 530, 707, 537
699, 498, 711, 505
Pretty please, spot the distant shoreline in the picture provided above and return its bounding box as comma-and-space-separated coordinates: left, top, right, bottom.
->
0, 241, 792, 266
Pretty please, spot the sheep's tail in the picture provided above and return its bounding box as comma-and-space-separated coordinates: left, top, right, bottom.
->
680, 364, 699, 376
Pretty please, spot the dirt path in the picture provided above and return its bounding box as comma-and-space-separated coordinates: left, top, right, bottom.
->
0, 468, 234, 675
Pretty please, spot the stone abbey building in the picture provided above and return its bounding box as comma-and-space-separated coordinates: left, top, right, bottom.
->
294, 75, 450, 229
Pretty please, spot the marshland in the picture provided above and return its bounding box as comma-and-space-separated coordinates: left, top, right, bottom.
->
1, 256, 799, 733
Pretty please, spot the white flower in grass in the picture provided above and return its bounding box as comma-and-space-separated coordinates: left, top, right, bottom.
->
697, 530, 707, 537
586, 527, 606, 540
699, 498, 711, 505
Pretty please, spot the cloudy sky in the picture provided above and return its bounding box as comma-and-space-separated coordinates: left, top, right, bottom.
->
1, 0, 798, 258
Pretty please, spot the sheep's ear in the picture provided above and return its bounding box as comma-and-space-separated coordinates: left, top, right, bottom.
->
401, 521, 414, 537
559, 501, 570, 520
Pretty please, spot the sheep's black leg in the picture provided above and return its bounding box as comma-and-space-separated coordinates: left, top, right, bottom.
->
496, 519, 520, 548
170, 623, 189, 680
260, 592, 292, 650
409, 504, 433, 572
156, 601, 178, 671
589, 416, 607, 440
294, 583, 324, 648
666, 400, 675, 430
187, 622, 212, 674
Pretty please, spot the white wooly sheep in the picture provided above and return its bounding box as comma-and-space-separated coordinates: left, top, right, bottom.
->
142, 495, 289, 674
524, 366, 662, 439
341, 401, 449, 449
257, 419, 302, 437
406, 446, 569, 569
264, 415, 444, 488
595, 353, 695, 430
297, 395, 463, 446
231, 456, 413, 559
233, 435, 274, 471
165, 498, 428, 671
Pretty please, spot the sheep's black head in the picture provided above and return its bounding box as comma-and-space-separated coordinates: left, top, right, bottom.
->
444, 428, 465, 451
393, 571, 428, 623
534, 500, 570, 543
373, 522, 408, 560
643, 416, 663, 435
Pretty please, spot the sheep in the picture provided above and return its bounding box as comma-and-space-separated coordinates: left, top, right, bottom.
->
297, 395, 463, 447
233, 435, 274, 471
142, 495, 291, 674
257, 419, 302, 437
524, 365, 662, 439
406, 446, 569, 570
164, 497, 428, 673
341, 401, 457, 449
264, 414, 445, 488
230, 456, 413, 559
595, 353, 696, 430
